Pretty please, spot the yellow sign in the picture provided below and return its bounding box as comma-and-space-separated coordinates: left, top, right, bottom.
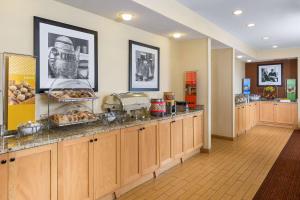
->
6, 54, 36, 130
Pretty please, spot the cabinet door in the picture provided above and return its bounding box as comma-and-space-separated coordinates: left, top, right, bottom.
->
245, 104, 251, 130
158, 120, 172, 166
260, 102, 275, 122
120, 126, 141, 186
9, 144, 57, 200
193, 113, 203, 149
94, 130, 120, 199
58, 136, 93, 200
235, 107, 240, 136
140, 122, 159, 175
274, 103, 295, 124
256, 103, 260, 123
171, 118, 183, 159
0, 153, 8, 200
183, 116, 194, 154
251, 104, 256, 127
239, 106, 246, 135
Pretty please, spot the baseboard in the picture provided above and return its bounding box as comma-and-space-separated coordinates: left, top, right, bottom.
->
200, 147, 211, 153
115, 173, 154, 198
97, 193, 115, 200
212, 134, 235, 141
157, 158, 182, 175
257, 122, 296, 129
182, 148, 200, 162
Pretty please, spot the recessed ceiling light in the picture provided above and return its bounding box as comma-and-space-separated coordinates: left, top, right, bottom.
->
233, 10, 243, 15
272, 45, 278, 48
172, 33, 183, 39
247, 59, 252, 63
237, 55, 243, 59
119, 13, 133, 21
247, 23, 255, 28
263, 36, 270, 40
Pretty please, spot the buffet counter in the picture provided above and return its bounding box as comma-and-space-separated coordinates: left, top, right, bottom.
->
0, 109, 203, 155
235, 100, 298, 136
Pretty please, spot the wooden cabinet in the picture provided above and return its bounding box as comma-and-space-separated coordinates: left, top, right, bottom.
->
158, 119, 172, 166
258, 102, 297, 126
236, 105, 246, 136
171, 118, 183, 159
235, 107, 239, 136
58, 136, 93, 200
251, 103, 256, 127
0, 153, 8, 200
120, 126, 140, 186
193, 112, 203, 149
9, 144, 57, 200
255, 102, 260, 124
183, 116, 194, 154
159, 112, 203, 165
94, 130, 120, 199
260, 102, 275, 123
121, 123, 159, 185
140, 122, 159, 175
274, 103, 297, 125
245, 104, 252, 131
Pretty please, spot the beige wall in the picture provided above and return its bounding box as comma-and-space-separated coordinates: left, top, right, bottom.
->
234, 59, 246, 94
211, 48, 234, 138
171, 38, 211, 149
0, 0, 176, 118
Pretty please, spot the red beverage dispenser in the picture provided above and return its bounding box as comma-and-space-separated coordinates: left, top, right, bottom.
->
185, 71, 197, 109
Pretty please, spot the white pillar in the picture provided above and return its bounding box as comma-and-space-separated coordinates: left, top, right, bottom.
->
205, 38, 212, 150
232, 49, 236, 138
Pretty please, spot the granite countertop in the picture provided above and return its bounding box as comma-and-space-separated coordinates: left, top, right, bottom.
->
0, 109, 203, 155
235, 99, 297, 106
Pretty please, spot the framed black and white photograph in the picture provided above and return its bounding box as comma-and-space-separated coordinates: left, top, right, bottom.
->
34, 16, 98, 92
258, 64, 282, 86
129, 40, 160, 91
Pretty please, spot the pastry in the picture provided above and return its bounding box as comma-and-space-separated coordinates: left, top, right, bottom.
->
50, 110, 96, 125
8, 81, 35, 105
51, 89, 95, 99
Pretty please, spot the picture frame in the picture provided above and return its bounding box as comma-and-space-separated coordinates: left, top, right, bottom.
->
258, 63, 283, 86
129, 40, 160, 91
34, 16, 98, 92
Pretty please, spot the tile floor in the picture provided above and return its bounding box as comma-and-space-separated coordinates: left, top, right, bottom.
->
119, 126, 293, 200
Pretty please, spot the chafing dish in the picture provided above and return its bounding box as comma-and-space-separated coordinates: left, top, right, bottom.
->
17, 121, 42, 137
103, 92, 151, 121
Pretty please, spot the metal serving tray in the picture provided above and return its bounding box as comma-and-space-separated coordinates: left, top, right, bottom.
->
49, 118, 98, 127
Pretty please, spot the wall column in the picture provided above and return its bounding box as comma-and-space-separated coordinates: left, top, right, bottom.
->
206, 38, 212, 150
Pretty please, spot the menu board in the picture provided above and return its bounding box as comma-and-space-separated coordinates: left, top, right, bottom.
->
6, 54, 36, 131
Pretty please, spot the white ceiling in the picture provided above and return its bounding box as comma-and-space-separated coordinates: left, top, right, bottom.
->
56, 0, 206, 40
178, 0, 300, 50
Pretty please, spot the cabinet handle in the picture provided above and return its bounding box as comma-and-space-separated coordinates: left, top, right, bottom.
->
193, 116, 197, 118
94, 138, 98, 142
1, 160, 7, 164
143, 127, 146, 130
171, 120, 176, 123
10, 158, 15, 162
89, 139, 94, 143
